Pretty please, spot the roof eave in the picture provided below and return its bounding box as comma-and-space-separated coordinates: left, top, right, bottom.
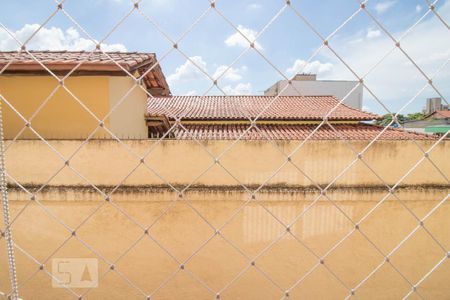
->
135, 56, 171, 97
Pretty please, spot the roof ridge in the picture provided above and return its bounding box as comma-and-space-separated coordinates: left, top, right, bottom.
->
332, 96, 379, 118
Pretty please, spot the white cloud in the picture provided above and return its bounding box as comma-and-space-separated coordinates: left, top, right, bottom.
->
286, 59, 333, 76
247, 3, 262, 10
223, 83, 252, 95
168, 57, 251, 95
416, 5, 422, 13
212, 65, 247, 81
169, 56, 248, 86
374, 1, 396, 14
0, 24, 126, 51
367, 29, 381, 39
167, 56, 207, 85
225, 25, 263, 50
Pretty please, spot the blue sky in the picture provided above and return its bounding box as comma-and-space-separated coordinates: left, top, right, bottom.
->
1, 0, 449, 114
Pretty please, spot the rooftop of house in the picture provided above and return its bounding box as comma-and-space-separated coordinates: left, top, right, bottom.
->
146, 95, 379, 121
431, 110, 450, 119
168, 123, 435, 140
0, 51, 171, 96
145, 95, 437, 140
403, 110, 450, 129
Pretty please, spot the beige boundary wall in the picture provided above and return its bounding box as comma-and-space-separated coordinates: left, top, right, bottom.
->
1, 139, 449, 299
0, 75, 148, 140
4, 139, 449, 187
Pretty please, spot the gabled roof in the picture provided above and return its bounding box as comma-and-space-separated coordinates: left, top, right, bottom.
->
0, 51, 171, 96
146, 95, 380, 121
161, 124, 436, 140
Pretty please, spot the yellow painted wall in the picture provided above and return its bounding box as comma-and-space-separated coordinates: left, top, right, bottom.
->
108, 77, 148, 139
0, 75, 150, 140
1, 140, 449, 299
0, 76, 110, 139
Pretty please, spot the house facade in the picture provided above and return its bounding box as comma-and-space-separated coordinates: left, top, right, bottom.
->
0, 51, 170, 139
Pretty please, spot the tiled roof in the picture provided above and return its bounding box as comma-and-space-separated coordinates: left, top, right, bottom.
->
146, 96, 380, 121
167, 124, 435, 140
0, 51, 154, 69
432, 110, 450, 119
0, 51, 171, 96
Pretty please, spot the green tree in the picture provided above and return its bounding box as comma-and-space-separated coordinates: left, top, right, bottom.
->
377, 114, 406, 127
377, 112, 426, 127
406, 112, 425, 120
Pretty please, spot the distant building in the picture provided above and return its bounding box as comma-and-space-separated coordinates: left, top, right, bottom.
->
423, 97, 449, 114
264, 74, 363, 110
404, 98, 450, 135
403, 110, 450, 135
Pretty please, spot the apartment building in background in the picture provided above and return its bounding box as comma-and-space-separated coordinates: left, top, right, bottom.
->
423, 97, 449, 114
404, 97, 450, 134
264, 73, 363, 110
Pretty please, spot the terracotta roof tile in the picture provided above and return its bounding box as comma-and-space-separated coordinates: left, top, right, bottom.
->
0, 51, 171, 96
168, 124, 435, 140
0, 51, 153, 70
432, 110, 450, 119
147, 96, 380, 121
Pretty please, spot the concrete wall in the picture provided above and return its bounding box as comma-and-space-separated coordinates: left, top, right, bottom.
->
4, 139, 448, 188
1, 139, 449, 299
0, 75, 148, 140
1, 192, 449, 300
265, 80, 363, 110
